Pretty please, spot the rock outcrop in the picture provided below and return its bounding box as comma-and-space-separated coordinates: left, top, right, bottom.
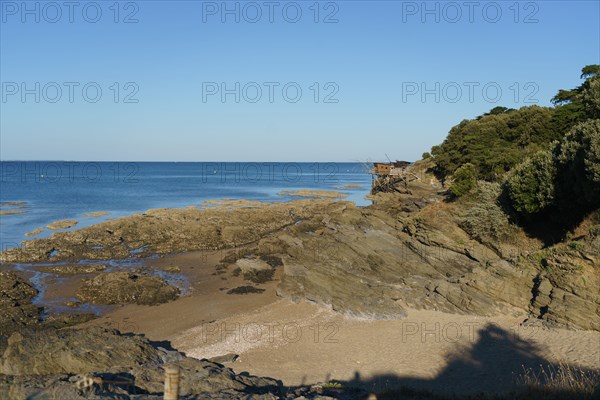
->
0, 326, 284, 399
0, 201, 337, 263
0, 272, 41, 338
236, 257, 275, 283
271, 196, 535, 319
270, 189, 599, 330
527, 234, 600, 330
76, 272, 180, 305
0, 326, 363, 399
46, 219, 78, 230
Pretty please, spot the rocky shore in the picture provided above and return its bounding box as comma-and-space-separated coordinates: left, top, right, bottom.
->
75, 272, 180, 305
2, 165, 597, 331
0, 272, 41, 338
0, 200, 336, 263
0, 327, 286, 399
0, 164, 598, 398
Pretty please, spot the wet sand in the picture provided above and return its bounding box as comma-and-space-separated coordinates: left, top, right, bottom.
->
79, 249, 281, 339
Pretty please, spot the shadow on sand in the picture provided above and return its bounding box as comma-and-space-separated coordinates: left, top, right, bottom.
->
317, 324, 599, 399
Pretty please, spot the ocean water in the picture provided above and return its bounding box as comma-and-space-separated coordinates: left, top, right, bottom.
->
0, 161, 372, 249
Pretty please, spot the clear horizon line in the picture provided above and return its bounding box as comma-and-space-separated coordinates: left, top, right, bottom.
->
0, 159, 406, 163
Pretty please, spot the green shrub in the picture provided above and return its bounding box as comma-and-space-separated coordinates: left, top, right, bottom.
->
582, 75, 600, 118
589, 225, 600, 239
431, 105, 559, 181
554, 119, 600, 208
461, 182, 515, 243
502, 119, 600, 229
568, 241, 584, 251
449, 163, 477, 197
504, 150, 557, 215
432, 66, 600, 183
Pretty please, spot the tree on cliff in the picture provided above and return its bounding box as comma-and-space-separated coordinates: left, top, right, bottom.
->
449, 163, 477, 197
551, 64, 600, 128
431, 105, 558, 181
554, 119, 600, 211
430, 65, 600, 183
504, 119, 600, 218
504, 150, 556, 215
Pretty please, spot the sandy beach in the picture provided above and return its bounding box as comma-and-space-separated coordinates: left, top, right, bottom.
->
78, 249, 600, 396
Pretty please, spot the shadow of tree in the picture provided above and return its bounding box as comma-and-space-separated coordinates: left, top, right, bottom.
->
498, 185, 596, 247
332, 324, 599, 400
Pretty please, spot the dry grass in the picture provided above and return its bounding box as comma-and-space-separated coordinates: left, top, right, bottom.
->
417, 198, 455, 227
517, 363, 600, 399
373, 364, 600, 400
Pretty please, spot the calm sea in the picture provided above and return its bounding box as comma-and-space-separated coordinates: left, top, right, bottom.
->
0, 162, 372, 249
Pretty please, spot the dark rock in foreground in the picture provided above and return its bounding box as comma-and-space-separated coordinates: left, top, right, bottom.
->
0, 327, 285, 399
0, 272, 41, 338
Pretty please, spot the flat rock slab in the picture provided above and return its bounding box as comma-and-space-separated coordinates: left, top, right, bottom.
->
82, 211, 111, 218
208, 353, 239, 365
24, 228, 44, 237
236, 258, 272, 273
47, 219, 78, 230
38, 264, 108, 275
76, 272, 179, 305
0, 209, 26, 215
278, 190, 348, 199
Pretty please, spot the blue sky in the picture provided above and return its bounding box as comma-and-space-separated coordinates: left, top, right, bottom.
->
1, 0, 598, 162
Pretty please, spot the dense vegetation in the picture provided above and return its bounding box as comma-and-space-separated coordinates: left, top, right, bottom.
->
504, 149, 557, 214
449, 163, 476, 197
431, 66, 600, 184
429, 65, 600, 239
431, 105, 560, 181
505, 119, 600, 218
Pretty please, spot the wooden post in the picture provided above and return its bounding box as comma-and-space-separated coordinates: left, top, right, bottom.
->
164, 364, 180, 400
